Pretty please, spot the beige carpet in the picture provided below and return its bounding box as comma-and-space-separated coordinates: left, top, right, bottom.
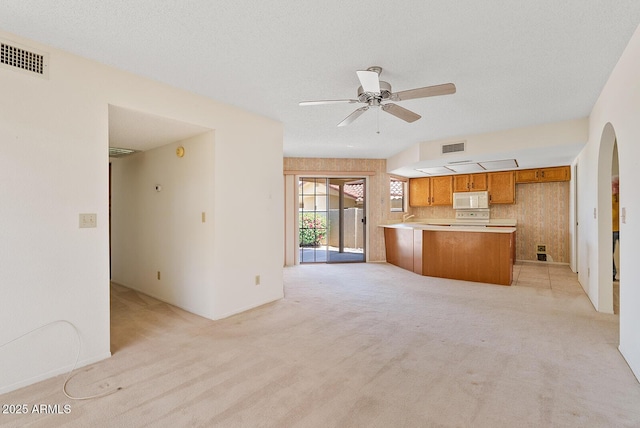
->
1, 262, 639, 427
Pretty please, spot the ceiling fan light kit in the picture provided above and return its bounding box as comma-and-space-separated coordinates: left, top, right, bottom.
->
300, 66, 456, 128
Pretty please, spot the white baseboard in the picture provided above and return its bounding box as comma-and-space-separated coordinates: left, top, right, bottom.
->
0, 352, 111, 395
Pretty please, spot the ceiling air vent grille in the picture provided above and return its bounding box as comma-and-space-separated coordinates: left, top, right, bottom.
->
0, 39, 49, 79
442, 141, 466, 154
109, 147, 138, 158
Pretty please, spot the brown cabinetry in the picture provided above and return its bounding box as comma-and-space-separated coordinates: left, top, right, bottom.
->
383, 227, 423, 274
409, 165, 569, 207
453, 173, 487, 192
409, 176, 453, 206
384, 226, 515, 286
409, 177, 430, 207
430, 176, 453, 205
515, 166, 571, 183
487, 171, 515, 204
421, 229, 514, 285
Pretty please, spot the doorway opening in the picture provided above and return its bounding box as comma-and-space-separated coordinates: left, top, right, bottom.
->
596, 122, 618, 315
108, 105, 214, 354
612, 140, 620, 314
298, 177, 366, 263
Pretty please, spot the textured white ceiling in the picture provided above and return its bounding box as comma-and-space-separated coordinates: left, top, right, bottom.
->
2, 1, 640, 162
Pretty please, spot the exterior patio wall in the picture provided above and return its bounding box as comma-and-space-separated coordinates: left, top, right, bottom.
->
328, 208, 364, 249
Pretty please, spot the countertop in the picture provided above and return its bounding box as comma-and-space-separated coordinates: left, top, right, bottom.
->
380, 218, 516, 233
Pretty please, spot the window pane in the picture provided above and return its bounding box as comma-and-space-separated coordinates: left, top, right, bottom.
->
390, 178, 405, 212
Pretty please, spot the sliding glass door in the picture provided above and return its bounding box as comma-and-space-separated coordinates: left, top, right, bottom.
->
299, 177, 366, 263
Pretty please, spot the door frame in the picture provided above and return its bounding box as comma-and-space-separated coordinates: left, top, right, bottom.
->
326, 177, 366, 264
291, 174, 369, 265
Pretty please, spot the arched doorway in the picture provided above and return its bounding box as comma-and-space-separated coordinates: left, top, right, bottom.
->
596, 123, 617, 314
612, 142, 620, 314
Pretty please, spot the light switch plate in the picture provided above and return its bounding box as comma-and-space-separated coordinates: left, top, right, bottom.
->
79, 213, 97, 228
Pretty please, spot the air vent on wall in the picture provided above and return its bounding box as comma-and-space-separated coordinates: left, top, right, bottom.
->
442, 141, 466, 154
109, 147, 138, 158
0, 39, 49, 79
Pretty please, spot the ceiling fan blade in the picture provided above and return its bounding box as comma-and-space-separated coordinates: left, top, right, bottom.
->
381, 103, 421, 123
337, 106, 369, 127
391, 83, 456, 101
356, 70, 381, 93
299, 99, 359, 106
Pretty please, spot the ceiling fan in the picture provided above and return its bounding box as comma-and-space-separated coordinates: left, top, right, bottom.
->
299, 66, 456, 127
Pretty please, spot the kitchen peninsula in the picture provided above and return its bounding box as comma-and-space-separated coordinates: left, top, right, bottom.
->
382, 221, 516, 286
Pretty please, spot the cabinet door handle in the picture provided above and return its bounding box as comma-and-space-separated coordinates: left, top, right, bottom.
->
541, 171, 545, 178
536, 171, 539, 179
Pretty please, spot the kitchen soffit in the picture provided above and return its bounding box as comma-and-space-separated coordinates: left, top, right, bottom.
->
416, 159, 519, 176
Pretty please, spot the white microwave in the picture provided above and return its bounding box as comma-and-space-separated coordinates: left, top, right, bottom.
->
453, 191, 489, 209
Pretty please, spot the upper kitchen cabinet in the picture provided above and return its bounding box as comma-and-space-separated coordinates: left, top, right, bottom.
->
431, 175, 453, 205
409, 177, 431, 207
487, 171, 515, 204
515, 166, 571, 183
453, 173, 487, 192
409, 176, 453, 206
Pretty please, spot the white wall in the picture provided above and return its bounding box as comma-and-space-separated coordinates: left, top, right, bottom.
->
577, 23, 640, 381
0, 30, 283, 393
210, 124, 284, 318
387, 118, 588, 177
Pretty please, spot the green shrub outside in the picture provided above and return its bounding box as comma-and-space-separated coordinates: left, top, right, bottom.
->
299, 213, 327, 247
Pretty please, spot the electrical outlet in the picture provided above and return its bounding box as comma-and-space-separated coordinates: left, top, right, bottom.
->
79, 213, 97, 228
255, 275, 261, 286
157, 271, 161, 280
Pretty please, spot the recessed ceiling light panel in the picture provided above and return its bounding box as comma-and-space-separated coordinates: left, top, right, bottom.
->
416, 166, 453, 175
446, 163, 486, 173
478, 159, 518, 170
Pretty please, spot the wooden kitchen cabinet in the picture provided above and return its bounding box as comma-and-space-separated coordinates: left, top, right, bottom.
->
409, 176, 453, 206
384, 227, 423, 274
421, 229, 514, 285
487, 171, 515, 204
471, 173, 488, 190
453, 173, 487, 192
409, 177, 431, 207
515, 166, 571, 183
384, 226, 515, 285
430, 175, 453, 205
